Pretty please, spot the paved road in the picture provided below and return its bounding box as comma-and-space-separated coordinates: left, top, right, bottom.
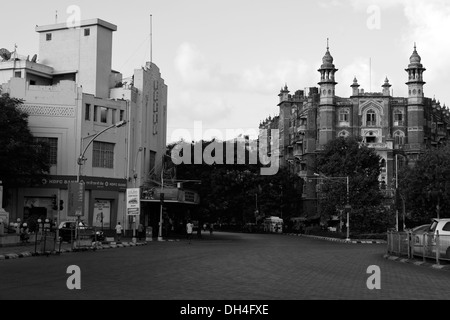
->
1, 232, 449, 300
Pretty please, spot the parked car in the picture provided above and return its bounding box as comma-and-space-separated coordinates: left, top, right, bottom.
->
412, 219, 450, 259
58, 221, 105, 243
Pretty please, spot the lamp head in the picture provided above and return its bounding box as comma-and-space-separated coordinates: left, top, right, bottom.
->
115, 120, 127, 128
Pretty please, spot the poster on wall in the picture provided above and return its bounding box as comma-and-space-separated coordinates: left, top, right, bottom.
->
93, 200, 111, 229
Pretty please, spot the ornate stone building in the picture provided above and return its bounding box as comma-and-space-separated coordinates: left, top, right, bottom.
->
260, 44, 450, 219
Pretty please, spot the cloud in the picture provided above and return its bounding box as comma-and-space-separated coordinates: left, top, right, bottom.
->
346, 0, 450, 101
318, 0, 344, 9
174, 42, 223, 88
400, 1, 450, 82
174, 42, 313, 95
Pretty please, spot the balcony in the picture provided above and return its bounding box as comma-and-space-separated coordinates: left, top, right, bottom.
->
367, 143, 388, 149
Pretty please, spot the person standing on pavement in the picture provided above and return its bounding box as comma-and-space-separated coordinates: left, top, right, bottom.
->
209, 223, 214, 235
115, 222, 123, 242
186, 220, 194, 244
138, 223, 144, 241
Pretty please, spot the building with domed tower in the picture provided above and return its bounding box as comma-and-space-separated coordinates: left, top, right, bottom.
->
259, 43, 450, 219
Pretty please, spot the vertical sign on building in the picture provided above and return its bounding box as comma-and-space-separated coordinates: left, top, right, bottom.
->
68, 182, 85, 217
126, 188, 140, 216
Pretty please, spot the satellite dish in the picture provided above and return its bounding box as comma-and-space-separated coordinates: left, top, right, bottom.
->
31, 54, 37, 63
0, 48, 11, 61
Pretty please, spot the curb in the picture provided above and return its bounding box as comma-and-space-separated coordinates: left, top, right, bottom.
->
0, 241, 148, 261
383, 253, 450, 271
285, 233, 386, 244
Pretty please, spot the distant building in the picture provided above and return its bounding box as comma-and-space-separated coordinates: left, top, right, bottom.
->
0, 19, 167, 232
260, 44, 450, 219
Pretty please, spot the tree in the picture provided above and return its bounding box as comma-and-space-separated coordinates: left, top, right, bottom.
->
169, 139, 303, 229
0, 94, 51, 205
399, 143, 450, 226
316, 137, 388, 233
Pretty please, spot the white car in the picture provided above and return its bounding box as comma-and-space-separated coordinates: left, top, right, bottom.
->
412, 218, 450, 259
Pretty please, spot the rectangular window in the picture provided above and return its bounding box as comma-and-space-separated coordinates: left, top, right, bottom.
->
93, 142, 114, 169
85, 104, 91, 121
367, 113, 376, 126
340, 112, 349, 122
94, 106, 98, 122
120, 110, 125, 121
84, 28, 90, 36
14, 71, 21, 78
150, 151, 156, 174
46, 33, 52, 41
30, 80, 36, 85
34, 137, 58, 165
100, 107, 108, 123
394, 113, 404, 126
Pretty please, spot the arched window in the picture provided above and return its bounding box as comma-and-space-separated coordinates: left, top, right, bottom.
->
366, 110, 376, 127
394, 130, 405, 145
394, 109, 404, 126
339, 109, 349, 123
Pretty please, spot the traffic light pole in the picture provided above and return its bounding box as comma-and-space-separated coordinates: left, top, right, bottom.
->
158, 168, 164, 242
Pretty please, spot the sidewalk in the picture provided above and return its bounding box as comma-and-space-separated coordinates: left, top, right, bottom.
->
284, 233, 387, 244
0, 237, 147, 261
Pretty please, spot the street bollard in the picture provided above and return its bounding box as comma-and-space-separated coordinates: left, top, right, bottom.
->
435, 230, 440, 265
407, 231, 411, 259
423, 233, 426, 262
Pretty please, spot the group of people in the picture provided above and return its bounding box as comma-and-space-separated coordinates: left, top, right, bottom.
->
113, 221, 214, 243
114, 222, 145, 242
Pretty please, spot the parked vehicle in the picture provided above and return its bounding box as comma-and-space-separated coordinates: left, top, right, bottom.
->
58, 221, 104, 243
263, 216, 283, 233
412, 218, 450, 259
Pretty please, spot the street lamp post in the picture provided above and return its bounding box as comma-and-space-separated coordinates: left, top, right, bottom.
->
132, 147, 143, 241
76, 120, 126, 234
158, 163, 164, 242
77, 120, 127, 183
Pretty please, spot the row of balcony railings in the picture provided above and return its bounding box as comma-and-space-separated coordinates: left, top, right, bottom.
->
387, 230, 450, 265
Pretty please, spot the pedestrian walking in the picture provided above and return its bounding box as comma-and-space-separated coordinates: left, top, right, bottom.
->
115, 222, 123, 242
138, 223, 144, 241
209, 223, 214, 235
186, 220, 194, 244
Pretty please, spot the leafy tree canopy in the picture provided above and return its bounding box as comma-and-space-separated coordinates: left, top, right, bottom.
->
316, 137, 388, 233
0, 94, 51, 193
168, 139, 303, 226
399, 143, 450, 225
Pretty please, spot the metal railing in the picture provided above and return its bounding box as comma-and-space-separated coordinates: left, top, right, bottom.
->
387, 230, 450, 265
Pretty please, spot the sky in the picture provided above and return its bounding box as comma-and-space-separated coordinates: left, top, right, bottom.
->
2, 0, 450, 143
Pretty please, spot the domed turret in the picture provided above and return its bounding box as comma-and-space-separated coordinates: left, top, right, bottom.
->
318, 39, 338, 86
408, 43, 423, 68
351, 76, 360, 96
321, 47, 334, 69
